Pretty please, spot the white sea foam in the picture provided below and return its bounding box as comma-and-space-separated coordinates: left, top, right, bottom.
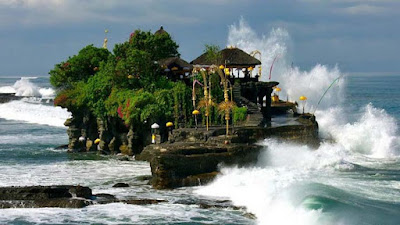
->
197, 138, 400, 224
0, 160, 150, 190
0, 86, 15, 93
0, 201, 250, 225
39, 87, 55, 98
0, 101, 70, 127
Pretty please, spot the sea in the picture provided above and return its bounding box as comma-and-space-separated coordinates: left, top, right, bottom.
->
0, 72, 399, 225
1, 22, 400, 224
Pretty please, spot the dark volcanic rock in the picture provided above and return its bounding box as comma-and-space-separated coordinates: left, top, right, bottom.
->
94, 193, 118, 204
0, 185, 93, 209
0, 199, 91, 209
0, 93, 23, 104
0, 185, 92, 200
95, 193, 117, 199
139, 142, 263, 189
0, 185, 168, 208
112, 183, 130, 188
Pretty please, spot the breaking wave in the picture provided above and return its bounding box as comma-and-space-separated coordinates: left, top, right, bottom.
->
0, 100, 70, 127
228, 18, 344, 113
0, 77, 55, 98
196, 18, 400, 225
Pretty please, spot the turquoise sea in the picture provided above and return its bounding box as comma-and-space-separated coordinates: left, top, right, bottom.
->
0, 74, 399, 225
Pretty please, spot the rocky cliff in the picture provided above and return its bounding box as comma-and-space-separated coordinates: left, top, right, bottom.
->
65, 110, 151, 155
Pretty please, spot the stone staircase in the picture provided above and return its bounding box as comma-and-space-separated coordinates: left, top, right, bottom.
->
232, 84, 243, 107
232, 83, 264, 127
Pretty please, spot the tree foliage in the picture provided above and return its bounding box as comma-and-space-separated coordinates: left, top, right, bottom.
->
50, 28, 191, 128
204, 44, 222, 65
50, 45, 110, 89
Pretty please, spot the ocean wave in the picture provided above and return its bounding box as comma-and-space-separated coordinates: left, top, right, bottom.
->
0, 77, 55, 98
317, 104, 400, 158
0, 100, 70, 127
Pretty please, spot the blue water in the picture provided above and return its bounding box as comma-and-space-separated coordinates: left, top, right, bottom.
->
346, 74, 400, 121
0, 75, 399, 224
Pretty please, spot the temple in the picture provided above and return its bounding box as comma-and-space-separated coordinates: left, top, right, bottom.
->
155, 34, 283, 127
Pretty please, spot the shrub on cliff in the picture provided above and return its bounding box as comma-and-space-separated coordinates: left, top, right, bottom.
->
50, 45, 110, 89
53, 81, 86, 112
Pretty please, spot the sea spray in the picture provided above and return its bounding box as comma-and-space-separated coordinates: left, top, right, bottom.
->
227, 18, 345, 113
228, 18, 290, 81
39, 87, 55, 98
13, 77, 41, 97
317, 104, 400, 158
0, 77, 55, 98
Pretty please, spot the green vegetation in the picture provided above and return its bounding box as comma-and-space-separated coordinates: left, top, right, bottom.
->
204, 44, 222, 65
233, 106, 248, 123
50, 31, 246, 130
50, 45, 110, 89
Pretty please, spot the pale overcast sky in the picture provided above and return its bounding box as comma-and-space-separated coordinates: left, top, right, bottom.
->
0, 0, 399, 75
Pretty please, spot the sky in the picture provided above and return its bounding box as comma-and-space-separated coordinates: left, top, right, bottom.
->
0, 0, 399, 76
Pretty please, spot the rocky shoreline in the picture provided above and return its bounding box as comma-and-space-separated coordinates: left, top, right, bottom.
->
137, 114, 319, 189
0, 185, 167, 209
0, 93, 23, 103
0, 185, 255, 218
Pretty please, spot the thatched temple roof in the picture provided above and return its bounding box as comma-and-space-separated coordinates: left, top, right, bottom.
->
190, 47, 261, 67
158, 57, 193, 71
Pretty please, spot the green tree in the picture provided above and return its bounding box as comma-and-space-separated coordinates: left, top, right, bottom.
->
204, 44, 222, 65
84, 60, 115, 118
50, 45, 110, 89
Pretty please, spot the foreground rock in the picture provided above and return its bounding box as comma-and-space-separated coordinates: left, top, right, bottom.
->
0, 185, 92, 208
137, 114, 319, 189
112, 183, 130, 187
137, 142, 263, 189
0, 185, 166, 209
0, 93, 23, 104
